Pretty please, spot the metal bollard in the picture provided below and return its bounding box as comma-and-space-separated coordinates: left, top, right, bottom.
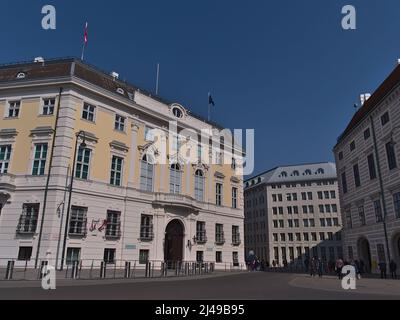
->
5, 261, 15, 280
124, 262, 131, 278
71, 261, 79, 279
100, 261, 107, 278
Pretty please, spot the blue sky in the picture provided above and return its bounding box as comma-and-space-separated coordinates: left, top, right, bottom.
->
1, 0, 400, 176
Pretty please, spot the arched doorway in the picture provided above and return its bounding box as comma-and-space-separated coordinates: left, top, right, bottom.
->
357, 237, 372, 273
392, 233, 400, 266
164, 220, 185, 264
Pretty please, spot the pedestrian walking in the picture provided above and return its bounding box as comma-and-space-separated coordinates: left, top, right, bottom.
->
318, 259, 324, 278
310, 258, 317, 277
378, 261, 387, 279
389, 260, 397, 279
335, 258, 344, 280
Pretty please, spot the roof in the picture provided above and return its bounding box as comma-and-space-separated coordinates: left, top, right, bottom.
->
245, 162, 337, 189
0, 57, 224, 130
336, 64, 400, 146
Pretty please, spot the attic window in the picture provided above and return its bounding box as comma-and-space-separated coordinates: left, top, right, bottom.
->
116, 88, 125, 95
16, 72, 26, 79
172, 107, 183, 119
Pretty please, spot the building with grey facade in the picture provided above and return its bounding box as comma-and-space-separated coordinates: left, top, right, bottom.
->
244, 162, 343, 267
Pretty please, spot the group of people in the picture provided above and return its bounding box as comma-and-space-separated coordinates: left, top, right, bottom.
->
378, 260, 398, 279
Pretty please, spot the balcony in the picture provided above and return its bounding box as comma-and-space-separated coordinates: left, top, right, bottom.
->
140, 229, 154, 242
68, 222, 87, 237
16, 220, 37, 235
105, 228, 121, 240
153, 193, 203, 213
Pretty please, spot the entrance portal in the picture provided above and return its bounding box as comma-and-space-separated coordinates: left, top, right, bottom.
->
164, 220, 184, 264
357, 237, 372, 273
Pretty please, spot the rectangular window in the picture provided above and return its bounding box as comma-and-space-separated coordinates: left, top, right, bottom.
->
294, 219, 299, 228
280, 233, 286, 242
17, 247, 33, 261
296, 233, 301, 241
320, 218, 326, 227
346, 211, 353, 229
216, 183, 223, 206
367, 154, 377, 180
69, 206, 87, 236
232, 225, 240, 245
309, 219, 315, 227
303, 233, 309, 241
8, 101, 20, 118
110, 156, 123, 186
319, 205, 324, 213
374, 199, 383, 223
0, 145, 12, 174
17, 204, 39, 234
302, 192, 307, 200
381, 112, 390, 126
215, 224, 225, 244
350, 141, 356, 151
196, 251, 204, 263
325, 205, 331, 213
196, 221, 207, 243
302, 206, 308, 214
42, 98, 55, 115
339, 152, 344, 161
341, 172, 348, 194
333, 218, 339, 226
115, 115, 126, 132
197, 144, 203, 162
318, 191, 323, 200
309, 205, 314, 214
358, 206, 366, 226
332, 204, 338, 213
32, 144, 48, 176
140, 215, 154, 241
311, 233, 317, 242
330, 191, 336, 199
364, 128, 371, 140
279, 220, 284, 228
307, 192, 313, 200
82, 103, 96, 122
232, 252, 239, 266
353, 164, 361, 187
393, 192, 400, 219
105, 210, 121, 239
139, 250, 149, 264
75, 148, 91, 180
66, 248, 81, 266
216, 251, 222, 263
145, 126, 155, 142
386, 141, 397, 170
104, 249, 116, 264
303, 219, 309, 228
232, 187, 238, 209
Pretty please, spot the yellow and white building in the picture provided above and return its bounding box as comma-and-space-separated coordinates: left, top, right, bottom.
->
0, 57, 245, 269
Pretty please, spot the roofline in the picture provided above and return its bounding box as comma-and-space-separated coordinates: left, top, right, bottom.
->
0, 56, 225, 130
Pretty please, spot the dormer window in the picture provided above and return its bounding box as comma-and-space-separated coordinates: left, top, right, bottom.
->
172, 107, 183, 119
316, 168, 325, 175
304, 169, 312, 176
292, 171, 299, 177
116, 88, 125, 95
16, 72, 26, 79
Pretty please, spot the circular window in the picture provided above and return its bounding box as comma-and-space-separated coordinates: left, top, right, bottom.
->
172, 107, 183, 119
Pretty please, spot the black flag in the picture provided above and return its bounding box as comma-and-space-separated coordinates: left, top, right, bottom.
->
208, 94, 215, 106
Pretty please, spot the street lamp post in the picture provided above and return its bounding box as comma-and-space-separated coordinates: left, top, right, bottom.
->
59, 131, 86, 270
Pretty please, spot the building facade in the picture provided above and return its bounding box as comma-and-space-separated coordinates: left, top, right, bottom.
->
244, 163, 343, 267
334, 65, 400, 273
0, 58, 245, 270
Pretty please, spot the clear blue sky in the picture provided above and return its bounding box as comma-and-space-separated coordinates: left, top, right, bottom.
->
1, 0, 400, 176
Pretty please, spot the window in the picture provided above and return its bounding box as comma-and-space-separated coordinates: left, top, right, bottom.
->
302, 206, 308, 214
287, 193, 292, 201
294, 219, 299, 228
139, 250, 149, 264
374, 199, 383, 223
169, 163, 182, 194
32, 144, 48, 176
69, 206, 87, 236
317, 168, 325, 175
309, 219, 315, 227
353, 164, 361, 187
324, 191, 330, 199
280, 233, 286, 242
358, 206, 366, 226
288, 233, 294, 242
326, 218, 333, 227
287, 206, 293, 215
273, 233, 278, 241
341, 172, 348, 194
145, 126, 155, 142
17, 247, 33, 261
292, 193, 298, 201
194, 170, 204, 202
296, 233, 301, 241
320, 218, 326, 227
232, 226, 240, 245
302, 192, 307, 200
311, 233, 317, 241
325, 205, 331, 213
216, 251, 222, 263
140, 215, 153, 241
309, 205, 314, 214
288, 220, 293, 228
367, 154, 377, 180
279, 207, 284, 215
319, 205, 324, 213
172, 107, 183, 118
303, 233, 309, 241
75, 148, 91, 180
105, 211, 121, 239
273, 220, 278, 228
307, 192, 313, 200
393, 192, 400, 219
232, 187, 238, 209
110, 156, 123, 186
278, 194, 283, 202
318, 191, 323, 200
333, 218, 339, 226
215, 224, 225, 244
231, 158, 237, 170
346, 211, 353, 229
42, 98, 55, 115
104, 249, 116, 264
17, 204, 39, 234
332, 204, 338, 213
364, 128, 371, 140
216, 183, 223, 206
381, 112, 390, 126
293, 206, 299, 214
386, 142, 397, 170
8, 101, 20, 118
82, 103, 95, 122
339, 152, 344, 161
0, 145, 12, 174
279, 220, 284, 228
115, 115, 125, 132
232, 252, 239, 266
304, 169, 312, 176
196, 221, 207, 243
303, 219, 309, 228
350, 141, 356, 151
66, 248, 81, 266
140, 154, 154, 192
330, 191, 336, 199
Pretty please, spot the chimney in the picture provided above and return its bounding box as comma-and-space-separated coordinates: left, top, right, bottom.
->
360, 93, 371, 106
110, 71, 119, 80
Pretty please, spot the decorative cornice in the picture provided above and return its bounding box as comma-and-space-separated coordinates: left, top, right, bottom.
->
110, 140, 129, 153
0, 128, 18, 138
30, 126, 54, 137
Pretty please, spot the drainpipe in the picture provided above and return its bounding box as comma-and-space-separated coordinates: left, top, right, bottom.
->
35, 87, 63, 268
370, 116, 392, 264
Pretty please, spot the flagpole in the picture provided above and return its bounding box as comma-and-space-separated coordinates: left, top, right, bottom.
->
208, 92, 211, 122
155, 63, 160, 95
81, 43, 86, 61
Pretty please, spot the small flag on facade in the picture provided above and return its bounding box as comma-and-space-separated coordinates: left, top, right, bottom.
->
84, 22, 88, 44
208, 93, 215, 106
81, 22, 89, 61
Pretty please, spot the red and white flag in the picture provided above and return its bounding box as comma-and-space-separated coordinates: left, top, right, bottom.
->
84, 22, 88, 45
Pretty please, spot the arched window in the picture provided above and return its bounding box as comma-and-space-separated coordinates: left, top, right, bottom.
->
140, 154, 154, 192
316, 168, 325, 175
292, 171, 299, 177
281, 171, 287, 178
194, 169, 204, 201
170, 163, 182, 194
304, 169, 312, 176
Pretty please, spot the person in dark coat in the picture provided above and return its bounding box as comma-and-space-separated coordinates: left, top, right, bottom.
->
389, 260, 397, 279
317, 259, 324, 278
378, 261, 387, 279
304, 259, 309, 273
